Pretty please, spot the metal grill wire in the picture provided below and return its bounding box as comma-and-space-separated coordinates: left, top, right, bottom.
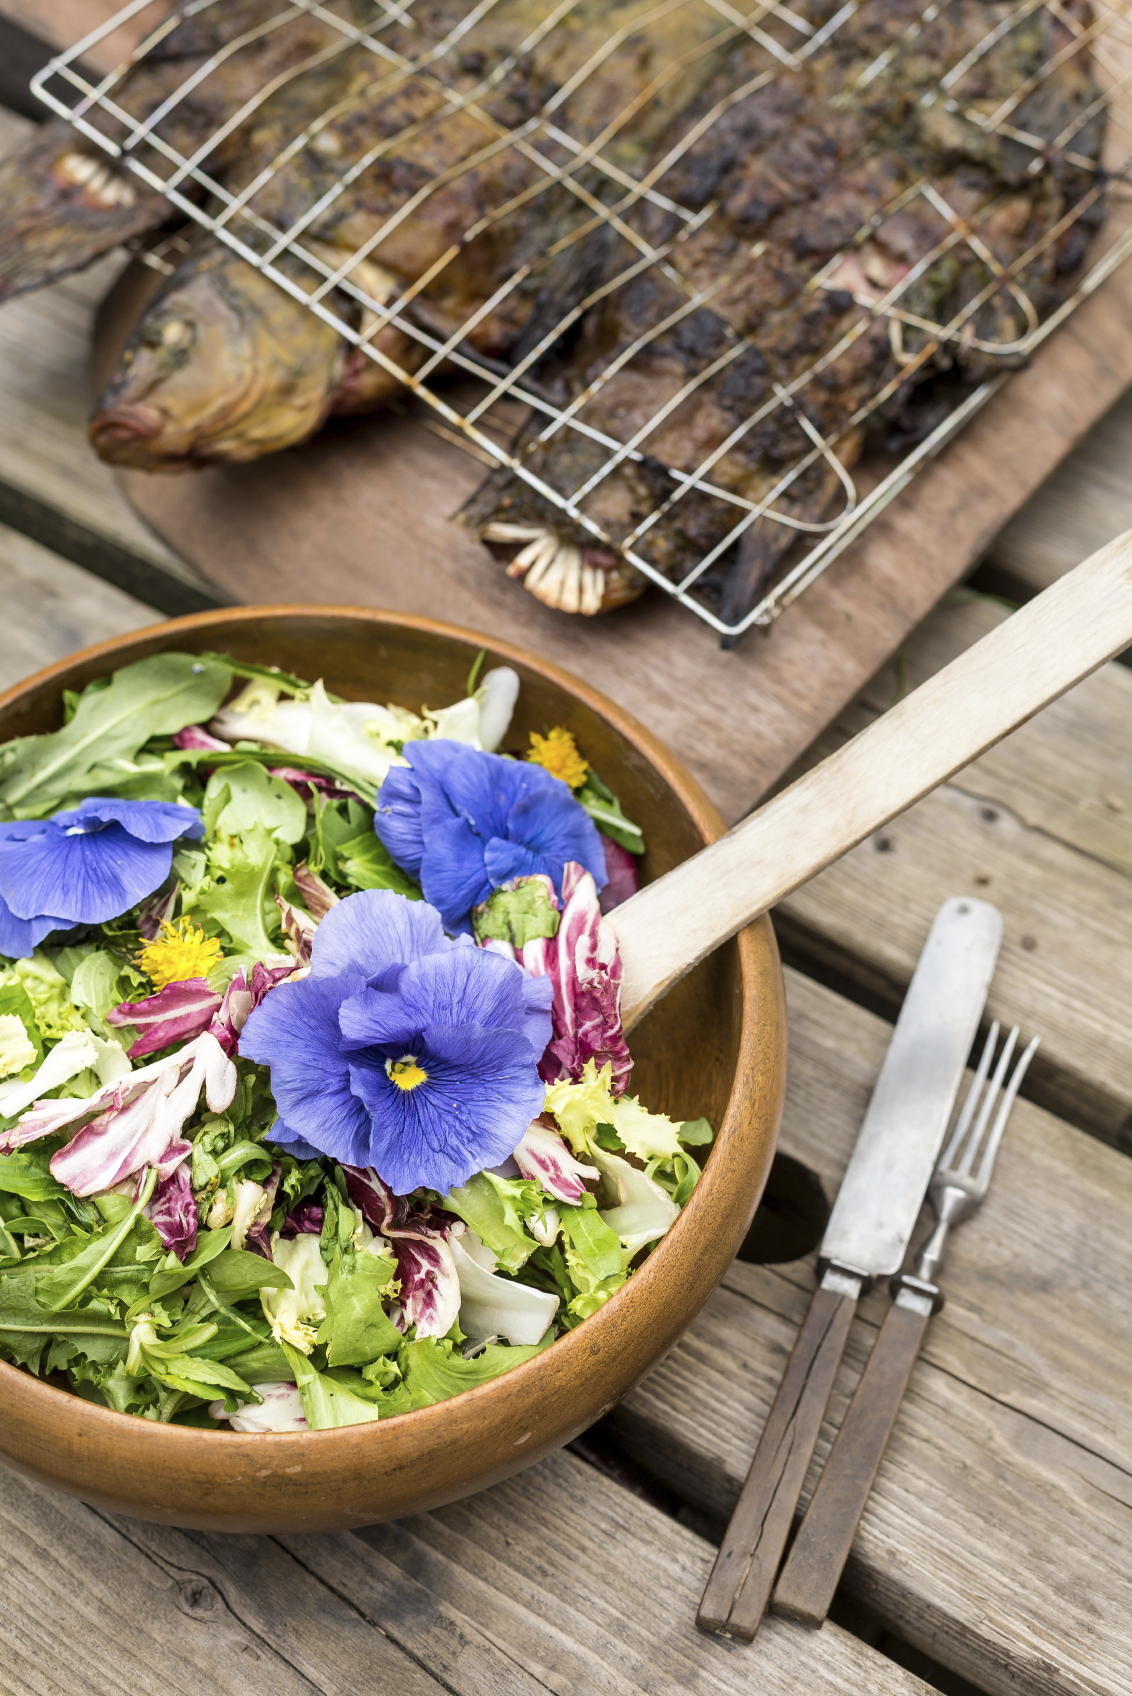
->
32, 0, 1132, 636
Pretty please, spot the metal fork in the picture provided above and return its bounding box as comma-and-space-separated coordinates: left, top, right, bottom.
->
770, 1023, 1040, 1628
915, 1022, 1040, 1286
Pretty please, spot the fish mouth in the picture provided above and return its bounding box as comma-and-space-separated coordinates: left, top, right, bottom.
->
89, 403, 177, 467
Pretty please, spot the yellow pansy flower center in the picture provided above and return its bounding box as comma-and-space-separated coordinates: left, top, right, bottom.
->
386, 1055, 428, 1091
527, 726, 590, 791
137, 917, 224, 989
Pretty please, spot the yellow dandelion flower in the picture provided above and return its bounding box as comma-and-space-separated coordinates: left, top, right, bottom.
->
137, 917, 224, 989
528, 727, 590, 791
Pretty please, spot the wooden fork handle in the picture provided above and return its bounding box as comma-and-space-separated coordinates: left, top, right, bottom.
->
771, 1288, 934, 1627
697, 1280, 857, 1640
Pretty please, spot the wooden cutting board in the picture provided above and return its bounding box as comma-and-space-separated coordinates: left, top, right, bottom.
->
106, 248, 1132, 826
48, 0, 1132, 822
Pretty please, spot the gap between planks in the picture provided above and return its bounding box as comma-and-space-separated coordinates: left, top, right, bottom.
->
610, 965, 1132, 1696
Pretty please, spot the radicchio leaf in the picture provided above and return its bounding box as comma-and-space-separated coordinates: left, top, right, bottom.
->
520, 862, 632, 1096
513, 1120, 599, 1205
343, 1165, 460, 1339
144, 1162, 198, 1260
293, 862, 340, 921
268, 768, 364, 804
207, 961, 296, 1056
108, 976, 222, 1059
135, 883, 180, 941
395, 1232, 461, 1339
242, 1162, 281, 1258
275, 895, 316, 965
173, 725, 232, 752
280, 1201, 324, 1239
598, 835, 639, 913
2, 1031, 236, 1197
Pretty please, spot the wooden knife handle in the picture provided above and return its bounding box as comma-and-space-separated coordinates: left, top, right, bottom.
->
697, 1281, 857, 1640
771, 1293, 933, 1627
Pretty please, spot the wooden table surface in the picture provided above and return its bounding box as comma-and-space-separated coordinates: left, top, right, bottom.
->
3, 30, 1132, 1696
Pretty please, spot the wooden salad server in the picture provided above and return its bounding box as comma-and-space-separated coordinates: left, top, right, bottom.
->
602, 523, 1132, 1635
606, 524, 1132, 1030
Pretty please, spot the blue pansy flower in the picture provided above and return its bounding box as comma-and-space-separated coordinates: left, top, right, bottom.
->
0, 797, 203, 959
240, 888, 553, 1195
374, 739, 607, 933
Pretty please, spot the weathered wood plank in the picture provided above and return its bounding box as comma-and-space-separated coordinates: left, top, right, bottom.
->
0, 1462, 344, 1696
0, 110, 218, 616
773, 590, 1132, 1147
987, 386, 1132, 600
351, 1450, 933, 1695
0, 1447, 932, 1696
0, 521, 158, 688
610, 967, 1132, 1696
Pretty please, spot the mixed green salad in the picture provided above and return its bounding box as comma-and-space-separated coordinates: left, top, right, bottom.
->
0, 650, 710, 1431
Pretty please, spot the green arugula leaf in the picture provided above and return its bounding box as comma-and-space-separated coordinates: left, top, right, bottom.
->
0, 653, 231, 817
140, 1349, 254, 1409
0, 1149, 65, 1203
35, 1172, 158, 1311
205, 1248, 294, 1299
149, 1225, 234, 1298
678, 1118, 714, 1147
198, 654, 321, 698
223, 1339, 294, 1382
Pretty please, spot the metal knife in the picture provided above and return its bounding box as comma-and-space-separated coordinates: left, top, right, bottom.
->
696, 896, 1003, 1641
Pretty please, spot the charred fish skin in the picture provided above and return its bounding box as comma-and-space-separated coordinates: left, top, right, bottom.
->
0, 0, 380, 303
465, 0, 1104, 631
90, 0, 747, 469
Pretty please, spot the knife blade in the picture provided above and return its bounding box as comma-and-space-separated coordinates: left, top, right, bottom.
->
818, 896, 1004, 1277
696, 896, 1002, 1642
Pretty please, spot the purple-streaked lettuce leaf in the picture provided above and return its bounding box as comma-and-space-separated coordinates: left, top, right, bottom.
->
108, 977, 222, 1059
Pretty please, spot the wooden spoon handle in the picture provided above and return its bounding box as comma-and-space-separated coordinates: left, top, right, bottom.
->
608, 527, 1132, 1030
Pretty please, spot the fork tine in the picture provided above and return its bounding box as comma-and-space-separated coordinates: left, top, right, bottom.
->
974, 1033, 1040, 1190
958, 1024, 1019, 1176
939, 1021, 1000, 1170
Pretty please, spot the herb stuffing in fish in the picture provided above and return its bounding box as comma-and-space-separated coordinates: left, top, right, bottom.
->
0, 649, 703, 1432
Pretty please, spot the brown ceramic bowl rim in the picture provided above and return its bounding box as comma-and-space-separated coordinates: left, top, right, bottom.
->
0, 604, 764, 1459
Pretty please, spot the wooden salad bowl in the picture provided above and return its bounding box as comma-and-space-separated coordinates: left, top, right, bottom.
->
0, 606, 787, 1533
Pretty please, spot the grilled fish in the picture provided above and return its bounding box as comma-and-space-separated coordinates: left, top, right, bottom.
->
461, 0, 1104, 631
0, 0, 382, 302
87, 0, 754, 466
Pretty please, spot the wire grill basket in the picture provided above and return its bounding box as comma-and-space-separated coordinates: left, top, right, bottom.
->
31, 0, 1132, 639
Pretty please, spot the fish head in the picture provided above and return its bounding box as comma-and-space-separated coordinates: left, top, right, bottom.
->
90, 246, 349, 470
